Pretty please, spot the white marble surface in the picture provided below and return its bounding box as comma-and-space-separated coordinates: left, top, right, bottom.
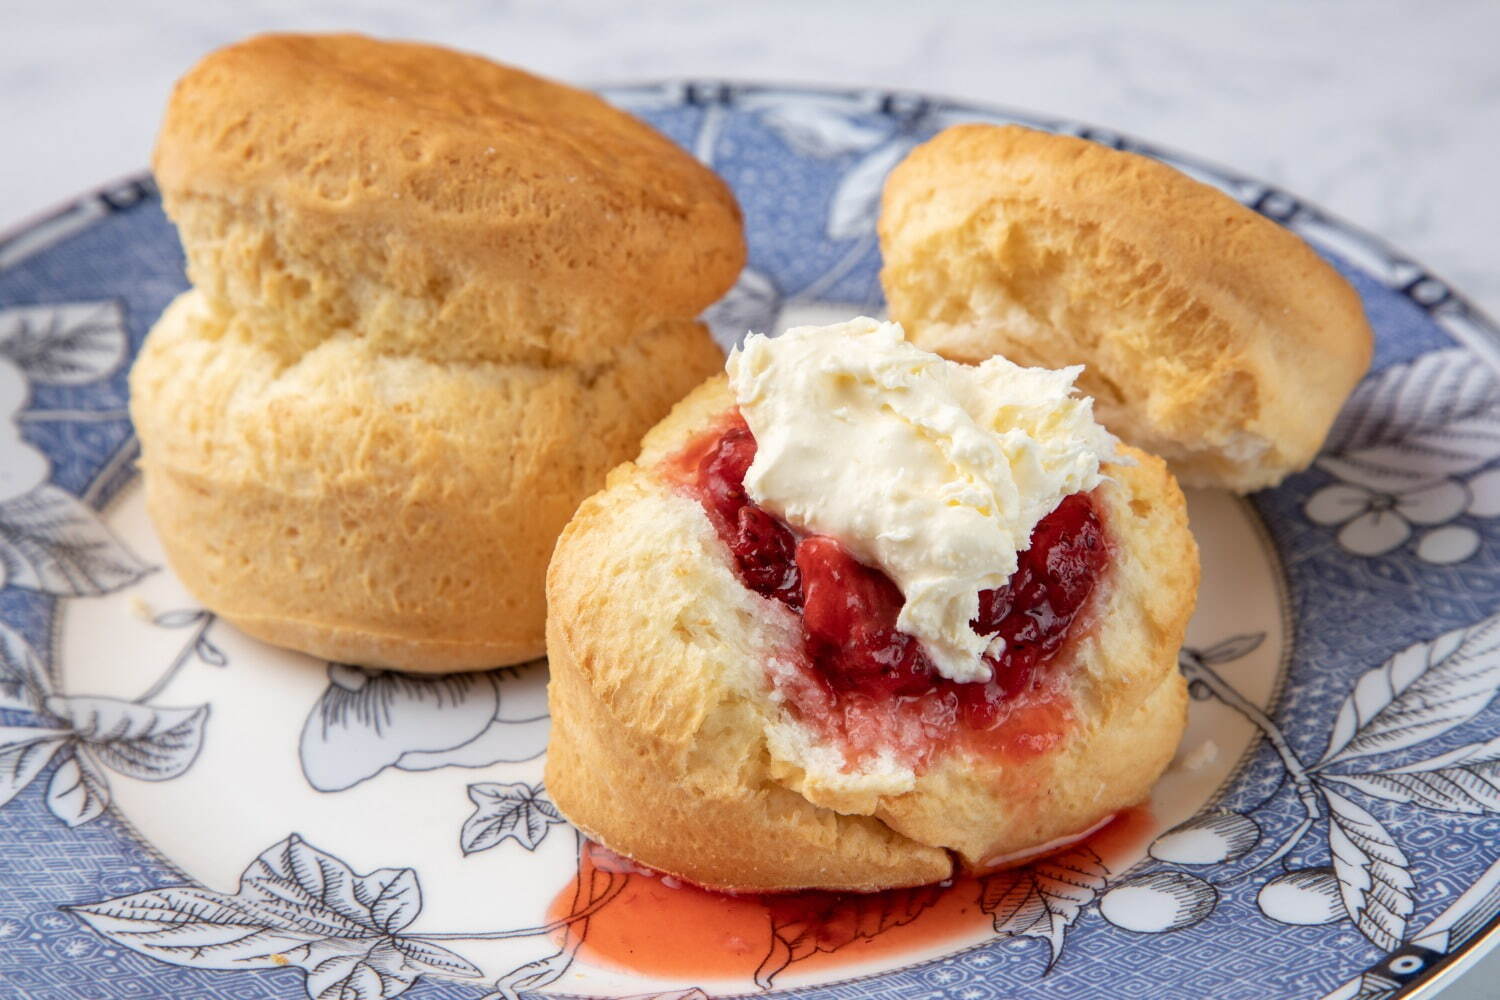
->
3, 0, 1498, 318
1, 2, 1498, 997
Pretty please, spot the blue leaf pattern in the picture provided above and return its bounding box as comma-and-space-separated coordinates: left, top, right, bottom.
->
46, 748, 109, 827
305, 942, 418, 1000
0, 605, 217, 832
1319, 347, 1500, 491
1319, 614, 1500, 765
0, 734, 66, 807
389, 937, 481, 977
68, 834, 481, 1000
43, 696, 208, 780
240, 836, 423, 937
0, 301, 128, 386
0, 620, 49, 711
461, 782, 563, 854
1386, 734, 1500, 773
978, 847, 1108, 970
1324, 789, 1415, 951
1325, 766, 1500, 815
0, 485, 152, 596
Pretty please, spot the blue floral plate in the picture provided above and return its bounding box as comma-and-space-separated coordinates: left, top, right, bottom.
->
1, 82, 1498, 1000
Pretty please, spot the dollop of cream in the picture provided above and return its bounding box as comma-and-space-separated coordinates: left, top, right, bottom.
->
726, 317, 1117, 683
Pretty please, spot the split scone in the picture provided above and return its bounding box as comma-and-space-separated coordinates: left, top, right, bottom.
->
546, 318, 1199, 892
879, 124, 1374, 492
130, 34, 742, 671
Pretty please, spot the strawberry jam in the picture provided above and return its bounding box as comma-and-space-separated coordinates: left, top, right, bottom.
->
682, 413, 1107, 767
549, 808, 1157, 983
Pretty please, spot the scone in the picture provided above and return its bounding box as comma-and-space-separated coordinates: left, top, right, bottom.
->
130, 34, 742, 670
546, 318, 1198, 892
879, 124, 1374, 492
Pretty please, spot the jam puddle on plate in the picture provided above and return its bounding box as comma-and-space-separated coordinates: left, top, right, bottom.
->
548, 807, 1155, 987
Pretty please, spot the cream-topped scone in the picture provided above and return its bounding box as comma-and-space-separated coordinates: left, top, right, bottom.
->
545, 319, 1199, 892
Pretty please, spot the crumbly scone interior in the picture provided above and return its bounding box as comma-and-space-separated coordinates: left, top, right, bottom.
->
881, 212, 1282, 489
878, 124, 1374, 493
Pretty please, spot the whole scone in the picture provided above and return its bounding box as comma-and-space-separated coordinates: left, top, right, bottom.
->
545, 365, 1197, 892
131, 34, 743, 670
879, 124, 1374, 492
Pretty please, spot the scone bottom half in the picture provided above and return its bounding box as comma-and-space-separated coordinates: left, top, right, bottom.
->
131, 34, 743, 671
545, 375, 1199, 893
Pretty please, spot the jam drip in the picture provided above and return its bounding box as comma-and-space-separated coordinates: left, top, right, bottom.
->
687, 414, 1107, 766
549, 809, 1156, 983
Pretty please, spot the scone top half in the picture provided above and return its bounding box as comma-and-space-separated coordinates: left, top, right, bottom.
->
879, 124, 1374, 492
154, 32, 744, 365
545, 320, 1199, 893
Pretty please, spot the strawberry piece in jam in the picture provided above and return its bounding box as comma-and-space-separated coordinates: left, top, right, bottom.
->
797, 537, 933, 699
681, 413, 1107, 765
694, 419, 802, 608
962, 492, 1104, 726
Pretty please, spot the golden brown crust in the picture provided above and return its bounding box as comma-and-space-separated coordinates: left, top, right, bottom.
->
544, 375, 1198, 890
131, 291, 723, 671
878, 124, 1373, 491
153, 33, 745, 365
